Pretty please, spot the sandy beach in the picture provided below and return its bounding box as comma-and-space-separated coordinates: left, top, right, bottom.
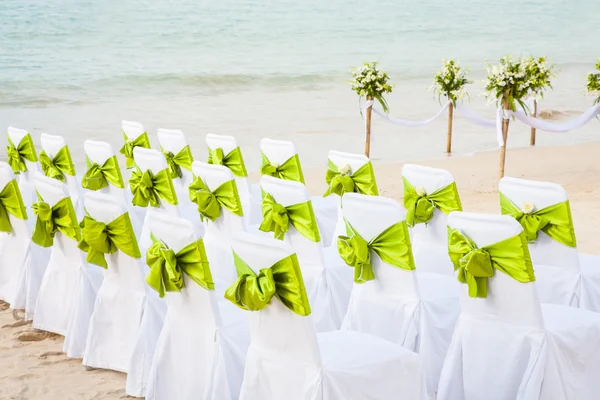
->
1, 141, 600, 399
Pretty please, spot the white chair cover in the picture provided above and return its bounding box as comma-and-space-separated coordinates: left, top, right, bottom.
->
340, 193, 460, 395
32, 173, 89, 336
260, 176, 351, 332
499, 177, 598, 309
402, 164, 457, 276
122, 120, 146, 141
233, 232, 428, 400
206, 133, 260, 225
7, 127, 38, 208
260, 138, 337, 246
145, 213, 249, 400
82, 191, 146, 372
438, 212, 600, 400
40, 133, 82, 216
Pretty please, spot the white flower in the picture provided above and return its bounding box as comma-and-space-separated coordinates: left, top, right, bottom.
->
416, 186, 427, 197
522, 202, 536, 214
339, 164, 351, 175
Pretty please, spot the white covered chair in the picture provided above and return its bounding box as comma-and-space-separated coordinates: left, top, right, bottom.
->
402, 164, 461, 276
259, 175, 352, 332
340, 193, 460, 395
32, 173, 89, 336
438, 212, 600, 400
145, 212, 249, 400
206, 133, 259, 225
229, 232, 428, 400
39, 133, 82, 216
81, 191, 146, 372
499, 177, 600, 310
7, 127, 39, 208
261, 138, 337, 246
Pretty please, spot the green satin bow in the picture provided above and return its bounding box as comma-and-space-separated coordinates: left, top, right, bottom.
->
39, 147, 76, 183
337, 220, 415, 283
259, 193, 321, 242
188, 175, 244, 221
162, 145, 193, 179
78, 213, 141, 268
207, 147, 248, 178
224, 251, 311, 316
324, 160, 379, 197
82, 156, 125, 190
403, 177, 463, 227
260, 153, 305, 184
448, 228, 536, 298
0, 179, 28, 233
31, 197, 81, 247
145, 235, 214, 298
129, 168, 178, 208
7, 134, 38, 174
120, 132, 151, 169
499, 193, 577, 248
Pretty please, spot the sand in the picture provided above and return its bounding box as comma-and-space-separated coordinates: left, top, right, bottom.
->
1, 141, 599, 399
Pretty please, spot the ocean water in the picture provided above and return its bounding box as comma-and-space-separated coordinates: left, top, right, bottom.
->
0, 0, 598, 170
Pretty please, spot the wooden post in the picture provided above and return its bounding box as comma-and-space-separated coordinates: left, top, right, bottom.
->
365, 96, 373, 157
446, 102, 454, 153
498, 94, 510, 179
530, 99, 537, 146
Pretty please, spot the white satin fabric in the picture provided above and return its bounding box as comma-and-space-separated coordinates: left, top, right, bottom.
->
145, 213, 249, 400
340, 193, 460, 395
232, 232, 428, 400
438, 212, 600, 400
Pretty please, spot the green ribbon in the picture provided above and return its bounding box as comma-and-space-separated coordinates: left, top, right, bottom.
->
224, 251, 311, 316
7, 134, 38, 174
0, 179, 28, 233
162, 145, 193, 179
31, 197, 81, 247
120, 132, 151, 169
337, 220, 415, 283
499, 192, 577, 248
39, 147, 76, 183
129, 168, 178, 208
260, 152, 305, 184
188, 175, 244, 221
448, 228, 536, 298
207, 147, 248, 178
78, 213, 141, 268
145, 235, 214, 298
82, 156, 125, 190
403, 177, 463, 227
324, 160, 379, 197
259, 193, 321, 242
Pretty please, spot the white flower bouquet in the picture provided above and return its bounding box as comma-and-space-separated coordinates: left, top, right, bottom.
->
430, 59, 472, 106
484, 55, 533, 113
524, 56, 555, 101
586, 58, 600, 105
350, 62, 393, 113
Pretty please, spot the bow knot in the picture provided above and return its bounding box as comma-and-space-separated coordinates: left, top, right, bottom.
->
518, 213, 550, 242
0, 179, 28, 233
82, 156, 124, 190
31, 197, 80, 247
188, 176, 243, 221
260, 153, 305, 183
130, 168, 178, 208
227, 268, 277, 311
162, 145, 193, 179
324, 160, 378, 197
208, 147, 225, 166
6, 134, 38, 174
39, 147, 76, 183
120, 132, 151, 169
337, 234, 374, 283
207, 146, 248, 177
403, 178, 462, 227
258, 193, 321, 242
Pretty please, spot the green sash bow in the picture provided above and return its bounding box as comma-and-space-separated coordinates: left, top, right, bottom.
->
39, 147, 76, 183
31, 197, 81, 247
0, 179, 28, 233
448, 228, 535, 298
499, 193, 577, 248
259, 193, 320, 242
162, 145, 193, 179
188, 175, 244, 221
120, 132, 151, 169
82, 156, 125, 190
146, 235, 214, 298
324, 160, 379, 197
337, 220, 415, 283
78, 213, 141, 268
7, 134, 38, 173
129, 168, 178, 208
260, 153, 305, 184
224, 251, 311, 316
207, 147, 248, 178
403, 178, 462, 227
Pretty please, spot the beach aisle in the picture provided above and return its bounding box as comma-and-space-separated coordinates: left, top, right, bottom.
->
0, 305, 126, 399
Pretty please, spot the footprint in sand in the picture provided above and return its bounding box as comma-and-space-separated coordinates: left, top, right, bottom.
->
0, 300, 10, 312
2, 319, 31, 329
39, 351, 63, 359
15, 330, 61, 342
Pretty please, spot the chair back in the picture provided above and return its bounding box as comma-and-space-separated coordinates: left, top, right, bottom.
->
0, 162, 29, 235
40, 133, 80, 209
122, 120, 146, 141
157, 128, 194, 198
447, 212, 544, 328
84, 140, 127, 202
260, 138, 298, 166
7, 127, 38, 207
